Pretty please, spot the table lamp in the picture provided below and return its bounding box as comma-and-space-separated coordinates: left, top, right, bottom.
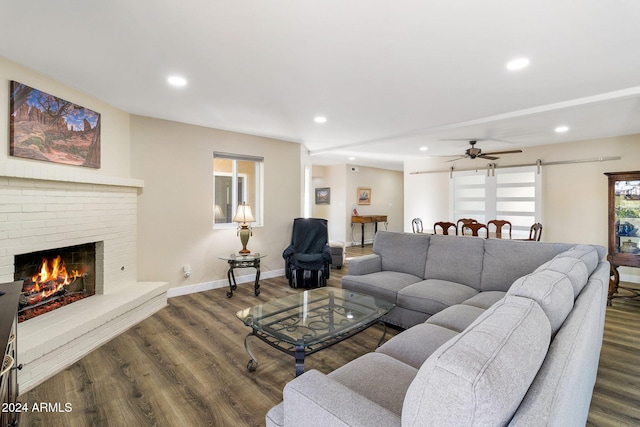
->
233, 202, 255, 254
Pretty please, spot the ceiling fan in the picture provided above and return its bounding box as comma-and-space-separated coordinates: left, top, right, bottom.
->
447, 140, 522, 162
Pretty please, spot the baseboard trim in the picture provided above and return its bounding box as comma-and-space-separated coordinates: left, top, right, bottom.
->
167, 269, 285, 298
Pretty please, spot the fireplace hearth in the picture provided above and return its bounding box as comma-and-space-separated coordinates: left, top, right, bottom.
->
14, 243, 97, 322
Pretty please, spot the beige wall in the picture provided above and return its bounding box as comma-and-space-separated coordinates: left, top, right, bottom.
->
405, 134, 640, 280
312, 165, 348, 241
130, 115, 302, 288
313, 164, 403, 244
0, 56, 131, 179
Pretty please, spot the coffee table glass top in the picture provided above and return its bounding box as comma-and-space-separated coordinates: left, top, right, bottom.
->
236, 287, 394, 348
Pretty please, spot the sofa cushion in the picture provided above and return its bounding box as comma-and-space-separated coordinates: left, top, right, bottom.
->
480, 239, 573, 292
554, 244, 600, 276
282, 369, 400, 426
341, 271, 422, 303
345, 253, 381, 276
423, 235, 485, 290
374, 231, 431, 278
402, 296, 551, 427
534, 256, 589, 298
507, 270, 574, 336
376, 323, 459, 369
397, 279, 478, 316
266, 403, 284, 427
328, 352, 418, 416
461, 291, 506, 309
425, 304, 486, 333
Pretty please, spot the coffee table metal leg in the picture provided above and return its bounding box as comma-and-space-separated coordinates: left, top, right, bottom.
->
295, 345, 305, 377
375, 321, 388, 348
244, 333, 259, 372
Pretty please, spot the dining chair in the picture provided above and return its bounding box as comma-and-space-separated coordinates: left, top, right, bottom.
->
528, 223, 543, 241
411, 218, 424, 233
487, 219, 512, 239
434, 221, 457, 235
462, 222, 488, 238
456, 218, 478, 235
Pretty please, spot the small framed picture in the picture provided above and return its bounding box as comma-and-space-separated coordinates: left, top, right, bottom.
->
315, 187, 330, 204
357, 187, 371, 205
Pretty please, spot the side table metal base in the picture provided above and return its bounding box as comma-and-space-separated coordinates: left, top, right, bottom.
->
224, 256, 262, 298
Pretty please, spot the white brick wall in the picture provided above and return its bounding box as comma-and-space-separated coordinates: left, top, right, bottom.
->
0, 171, 168, 392
0, 177, 138, 290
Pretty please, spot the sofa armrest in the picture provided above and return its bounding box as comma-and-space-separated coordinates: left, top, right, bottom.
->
283, 370, 400, 427
347, 254, 382, 275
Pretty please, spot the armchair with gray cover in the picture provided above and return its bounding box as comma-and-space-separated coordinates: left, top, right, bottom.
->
282, 218, 332, 288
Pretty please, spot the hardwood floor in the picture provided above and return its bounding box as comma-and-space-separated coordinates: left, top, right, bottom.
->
588, 288, 640, 426
18, 246, 640, 426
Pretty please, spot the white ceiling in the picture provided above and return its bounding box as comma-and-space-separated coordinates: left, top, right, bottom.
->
2, 1, 640, 171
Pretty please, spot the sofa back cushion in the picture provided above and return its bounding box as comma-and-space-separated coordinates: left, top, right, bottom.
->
374, 232, 431, 278
424, 235, 485, 290
507, 270, 575, 336
402, 296, 551, 427
554, 244, 600, 276
534, 256, 589, 298
480, 240, 573, 292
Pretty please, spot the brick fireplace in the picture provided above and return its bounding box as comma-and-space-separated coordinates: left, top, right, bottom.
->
0, 165, 168, 392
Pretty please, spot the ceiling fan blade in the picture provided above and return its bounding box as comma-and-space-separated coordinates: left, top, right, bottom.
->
479, 155, 500, 160
446, 156, 467, 162
481, 149, 523, 156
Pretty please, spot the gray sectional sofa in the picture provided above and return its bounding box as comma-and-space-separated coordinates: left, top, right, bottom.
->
266, 231, 609, 426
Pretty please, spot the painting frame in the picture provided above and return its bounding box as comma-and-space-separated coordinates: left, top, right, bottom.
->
315, 187, 331, 205
9, 81, 101, 169
357, 187, 371, 205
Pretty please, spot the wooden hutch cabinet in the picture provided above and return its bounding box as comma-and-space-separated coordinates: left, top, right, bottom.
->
605, 171, 640, 305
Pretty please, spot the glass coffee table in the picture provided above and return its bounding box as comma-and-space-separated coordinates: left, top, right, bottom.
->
236, 287, 394, 376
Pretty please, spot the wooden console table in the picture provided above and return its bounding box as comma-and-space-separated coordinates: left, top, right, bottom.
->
351, 215, 388, 247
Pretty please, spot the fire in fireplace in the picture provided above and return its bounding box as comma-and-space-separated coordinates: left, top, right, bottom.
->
14, 243, 96, 322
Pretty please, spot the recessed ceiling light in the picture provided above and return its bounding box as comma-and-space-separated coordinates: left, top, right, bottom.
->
348, 157, 355, 161
167, 75, 187, 87
419, 146, 428, 152
506, 58, 530, 71
555, 125, 569, 133
314, 116, 327, 124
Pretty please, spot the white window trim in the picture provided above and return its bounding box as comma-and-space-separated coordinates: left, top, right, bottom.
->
213, 153, 264, 229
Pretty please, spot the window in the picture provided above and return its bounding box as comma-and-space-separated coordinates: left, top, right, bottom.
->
450, 165, 541, 237
213, 152, 263, 226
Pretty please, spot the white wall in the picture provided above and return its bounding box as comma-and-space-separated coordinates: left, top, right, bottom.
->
0, 56, 132, 179
403, 157, 450, 233
312, 164, 403, 244
130, 115, 303, 290
312, 165, 348, 242
405, 134, 640, 280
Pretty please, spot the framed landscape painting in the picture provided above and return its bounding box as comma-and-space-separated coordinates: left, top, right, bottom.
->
315, 187, 330, 204
9, 81, 101, 168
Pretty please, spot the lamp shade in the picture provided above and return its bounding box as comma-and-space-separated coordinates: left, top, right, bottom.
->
233, 203, 255, 223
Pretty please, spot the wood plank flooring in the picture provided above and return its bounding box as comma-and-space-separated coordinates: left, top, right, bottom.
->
18, 245, 640, 426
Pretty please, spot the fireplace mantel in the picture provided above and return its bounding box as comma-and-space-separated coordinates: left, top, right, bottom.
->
0, 162, 144, 188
